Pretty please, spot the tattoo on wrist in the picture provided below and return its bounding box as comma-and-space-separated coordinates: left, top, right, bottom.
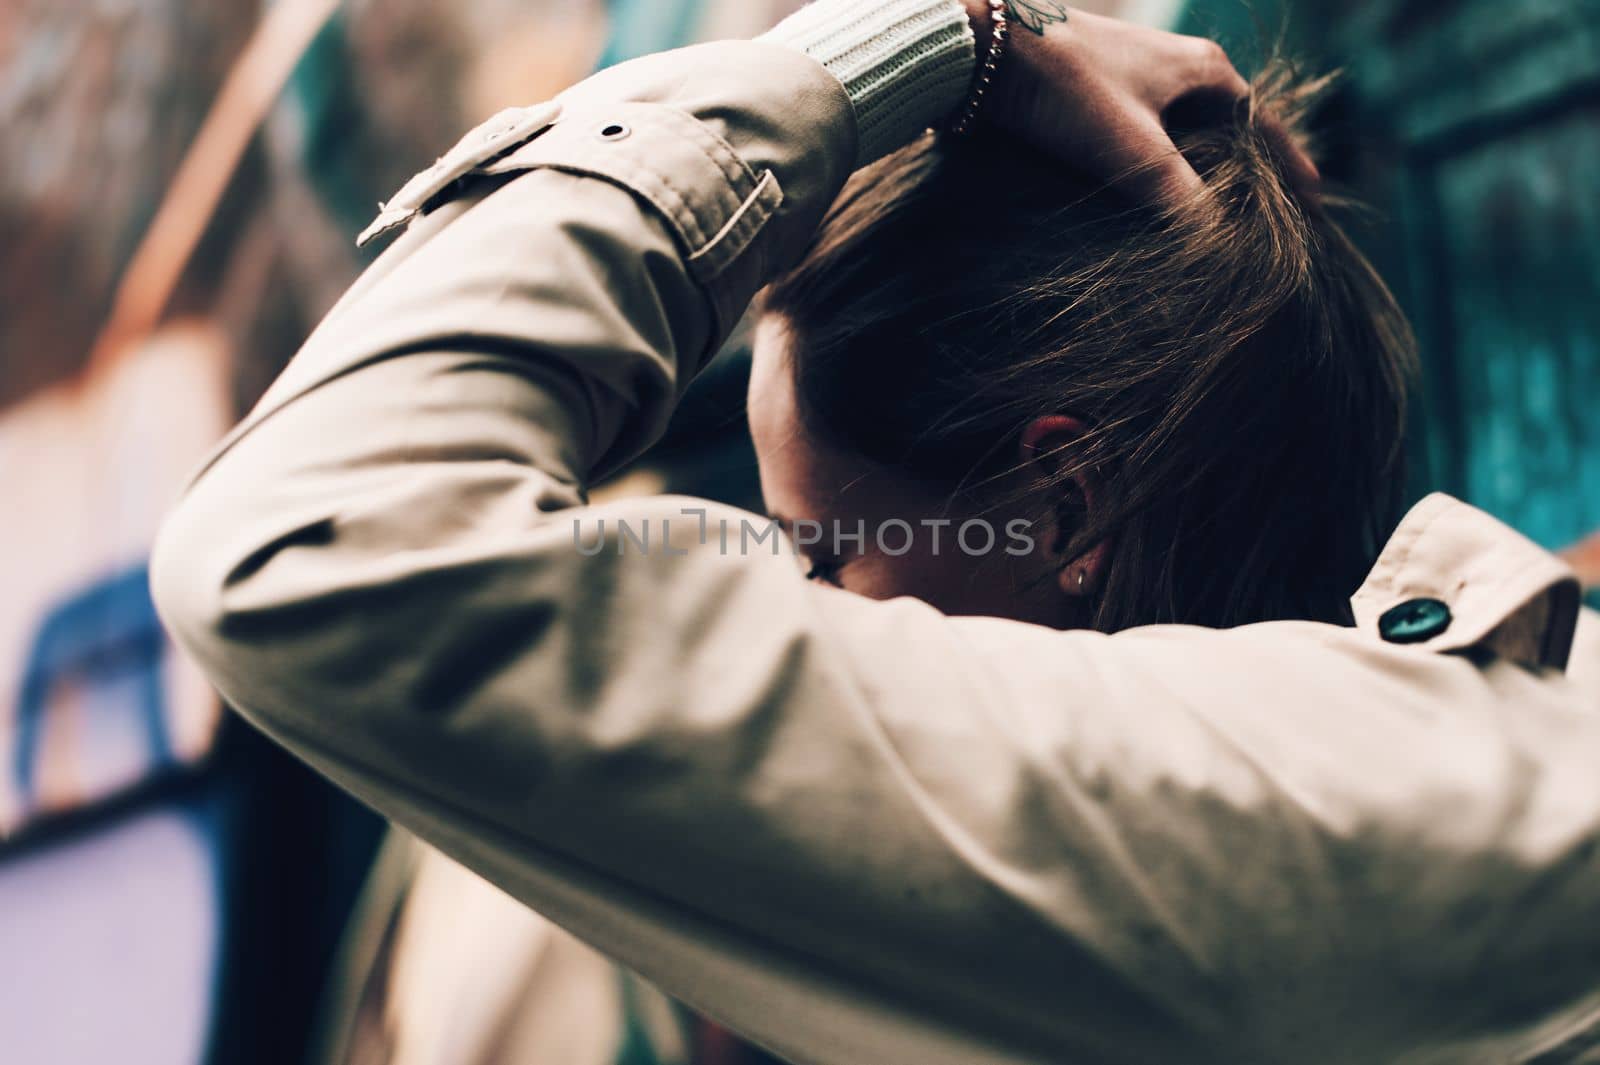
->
1006, 0, 1069, 35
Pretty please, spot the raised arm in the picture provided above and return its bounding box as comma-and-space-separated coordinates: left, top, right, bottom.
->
150, 4, 1600, 1063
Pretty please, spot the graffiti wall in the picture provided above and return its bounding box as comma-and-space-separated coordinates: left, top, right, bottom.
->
2, 1, 1595, 1062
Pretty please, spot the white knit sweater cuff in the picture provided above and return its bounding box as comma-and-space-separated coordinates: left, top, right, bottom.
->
760, 0, 976, 165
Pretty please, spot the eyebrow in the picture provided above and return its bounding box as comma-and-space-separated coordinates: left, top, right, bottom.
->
768, 512, 854, 571
769, 513, 827, 550
768, 513, 818, 554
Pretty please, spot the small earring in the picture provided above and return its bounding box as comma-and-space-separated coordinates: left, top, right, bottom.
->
1077, 570, 1086, 592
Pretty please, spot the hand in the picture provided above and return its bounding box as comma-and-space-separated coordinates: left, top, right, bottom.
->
961, 2, 1261, 204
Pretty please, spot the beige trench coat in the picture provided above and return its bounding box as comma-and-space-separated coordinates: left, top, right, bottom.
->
151, 15, 1600, 1065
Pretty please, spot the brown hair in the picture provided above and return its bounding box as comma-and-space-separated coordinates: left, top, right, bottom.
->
760, 63, 1417, 632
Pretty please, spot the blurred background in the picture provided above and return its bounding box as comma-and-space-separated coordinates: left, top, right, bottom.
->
1, 0, 1596, 1062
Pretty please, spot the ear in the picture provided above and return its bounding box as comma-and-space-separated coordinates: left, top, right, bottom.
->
1018, 415, 1110, 598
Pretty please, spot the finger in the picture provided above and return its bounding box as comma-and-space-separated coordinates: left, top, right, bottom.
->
1099, 116, 1205, 208
1167, 36, 1250, 105
1258, 112, 1323, 203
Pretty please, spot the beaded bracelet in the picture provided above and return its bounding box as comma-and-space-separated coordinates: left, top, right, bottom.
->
951, 0, 1010, 136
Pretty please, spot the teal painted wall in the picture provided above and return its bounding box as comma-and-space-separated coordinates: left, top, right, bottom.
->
1175, 0, 1600, 556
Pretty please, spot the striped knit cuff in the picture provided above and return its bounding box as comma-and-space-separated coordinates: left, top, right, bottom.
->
760, 0, 976, 166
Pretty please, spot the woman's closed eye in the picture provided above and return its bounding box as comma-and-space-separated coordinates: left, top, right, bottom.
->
802, 555, 844, 587
771, 511, 847, 587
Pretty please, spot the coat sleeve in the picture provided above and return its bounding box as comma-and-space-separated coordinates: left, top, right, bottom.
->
149, 15, 1600, 1065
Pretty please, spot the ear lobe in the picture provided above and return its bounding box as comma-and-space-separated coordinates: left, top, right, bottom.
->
1056, 537, 1111, 598
1018, 415, 1108, 597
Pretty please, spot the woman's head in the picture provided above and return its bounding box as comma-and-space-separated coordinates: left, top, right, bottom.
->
750, 63, 1416, 632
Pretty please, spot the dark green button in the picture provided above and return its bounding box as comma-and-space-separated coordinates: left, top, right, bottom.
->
1378, 597, 1452, 644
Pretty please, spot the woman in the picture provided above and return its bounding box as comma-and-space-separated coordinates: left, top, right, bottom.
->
153, 2, 1600, 1062
752, 78, 1411, 631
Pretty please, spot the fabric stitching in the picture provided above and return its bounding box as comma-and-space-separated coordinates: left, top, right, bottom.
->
687, 168, 782, 281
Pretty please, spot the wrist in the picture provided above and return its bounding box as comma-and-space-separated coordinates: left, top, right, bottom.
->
761, 0, 976, 165
962, 0, 996, 51
950, 0, 1011, 135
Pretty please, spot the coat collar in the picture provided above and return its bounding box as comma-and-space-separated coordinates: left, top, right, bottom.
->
1351, 493, 1582, 671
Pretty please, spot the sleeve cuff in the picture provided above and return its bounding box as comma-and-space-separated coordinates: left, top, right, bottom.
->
760, 0, 975, 165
